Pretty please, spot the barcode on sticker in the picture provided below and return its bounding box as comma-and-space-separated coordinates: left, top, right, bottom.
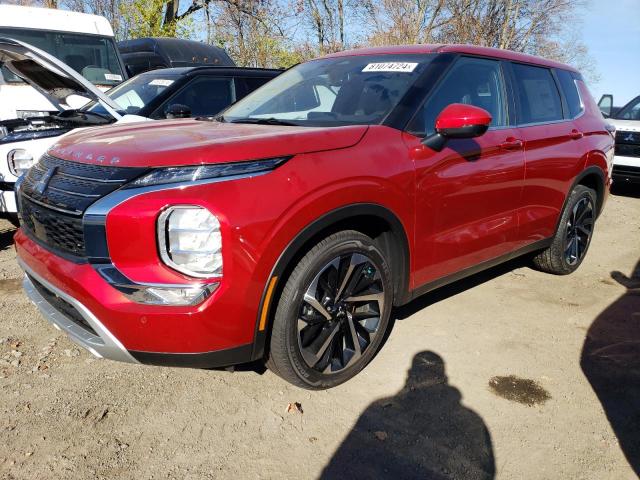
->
104, 73, 123, 81
362, 62, 418, 73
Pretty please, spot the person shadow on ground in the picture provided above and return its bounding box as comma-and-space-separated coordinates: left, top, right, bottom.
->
320, 351, 495, 480
581, 260, 640, 476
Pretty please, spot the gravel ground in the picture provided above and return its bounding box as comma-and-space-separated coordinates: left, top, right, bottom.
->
0, 188, 639, 480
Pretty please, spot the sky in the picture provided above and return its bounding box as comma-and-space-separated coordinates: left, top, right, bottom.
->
582, 0, 640, 106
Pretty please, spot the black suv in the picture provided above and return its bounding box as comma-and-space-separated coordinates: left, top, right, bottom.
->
84, 66, 282, 120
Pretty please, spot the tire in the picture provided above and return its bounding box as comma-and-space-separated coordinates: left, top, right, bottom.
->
266, 230, 393, 389
532, 184, 597, 275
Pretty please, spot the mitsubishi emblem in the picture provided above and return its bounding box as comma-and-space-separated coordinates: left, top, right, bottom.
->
34, 167, 57, 195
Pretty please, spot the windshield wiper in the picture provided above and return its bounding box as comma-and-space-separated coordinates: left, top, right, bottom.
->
229, 117, 300, 126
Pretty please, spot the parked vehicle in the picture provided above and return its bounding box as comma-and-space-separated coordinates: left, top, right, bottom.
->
118, 37, 235, 77
598, 94, 640, 185
14, 45, 614, 389
0, 4, 127, 122
0, 37, 280, 215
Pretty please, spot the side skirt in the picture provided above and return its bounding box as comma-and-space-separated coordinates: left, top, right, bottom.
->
406, 238, 552, 303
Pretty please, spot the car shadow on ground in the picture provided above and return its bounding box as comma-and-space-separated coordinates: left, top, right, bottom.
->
319, 350, 495, 480
581, 259, 640, 476
393, 256, 530, 321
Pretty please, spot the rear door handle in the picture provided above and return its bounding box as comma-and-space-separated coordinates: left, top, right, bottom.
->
499, 137, 523, 150
569, 129, 584, 140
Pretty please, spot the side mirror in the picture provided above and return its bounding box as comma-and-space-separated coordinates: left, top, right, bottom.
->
165, 103, 192, 119
597, 94, 613, 118
422, 103, 492, 151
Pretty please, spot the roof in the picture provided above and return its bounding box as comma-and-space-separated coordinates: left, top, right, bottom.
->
117, 37, 235, 67
323, 44, 577, 72
138, 65, 282, 76
0, 5, 114, 37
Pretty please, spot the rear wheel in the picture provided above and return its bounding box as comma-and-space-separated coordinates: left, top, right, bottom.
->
532, 184, 597, 275
267, 230, 393, 389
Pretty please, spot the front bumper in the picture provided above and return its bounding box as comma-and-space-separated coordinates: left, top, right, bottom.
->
612, 156, 640, 184
16, 229, 256, 368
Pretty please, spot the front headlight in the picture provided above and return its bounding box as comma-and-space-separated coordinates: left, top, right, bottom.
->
157, 206, 222, 278
127, 156, 290, 189
8, 149, 35, 177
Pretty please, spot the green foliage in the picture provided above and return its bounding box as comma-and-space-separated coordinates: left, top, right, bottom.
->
119, 0, 192, 39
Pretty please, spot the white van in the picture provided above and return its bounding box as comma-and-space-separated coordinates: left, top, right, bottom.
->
0, 5, 126, 120
0, 5, 127, 214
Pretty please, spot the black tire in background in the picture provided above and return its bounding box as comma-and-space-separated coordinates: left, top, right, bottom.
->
532, 184, 597, 275
267, 230, 393, 389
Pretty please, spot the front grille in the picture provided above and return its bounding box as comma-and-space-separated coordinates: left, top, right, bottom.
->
615, 131, 640, 158
28, 274, 98, 336
18, 154, 147, 258
615, 143, 640, 158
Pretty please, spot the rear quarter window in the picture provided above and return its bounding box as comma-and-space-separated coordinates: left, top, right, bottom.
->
556, 69, 583, 118
511, 63, 563, 124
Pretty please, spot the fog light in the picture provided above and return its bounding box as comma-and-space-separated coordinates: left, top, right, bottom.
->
95, 264, 217, 306
8, 149, 35, 177
157, 206, 222, 277
129, 284, 218, 306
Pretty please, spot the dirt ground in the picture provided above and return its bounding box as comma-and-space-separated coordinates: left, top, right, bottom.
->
1, 188, 639, 480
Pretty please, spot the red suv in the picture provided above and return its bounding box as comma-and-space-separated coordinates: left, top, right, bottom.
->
15, 45, 614, 389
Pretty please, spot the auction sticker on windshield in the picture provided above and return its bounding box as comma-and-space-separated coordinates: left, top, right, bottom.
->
104, 73, 123, 81
362, 62, 418, 73
149, 79, 174, 87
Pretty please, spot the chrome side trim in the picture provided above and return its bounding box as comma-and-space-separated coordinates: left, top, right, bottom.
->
19, 259, 139, 364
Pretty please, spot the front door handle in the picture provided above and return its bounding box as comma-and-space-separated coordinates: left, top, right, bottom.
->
499, 137, 523, 150
569, 129, 584, 140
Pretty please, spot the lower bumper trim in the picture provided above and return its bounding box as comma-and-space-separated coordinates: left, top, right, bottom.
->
612, 164, 640, 183
20, 260, 139, 364
130, 344, 254, 369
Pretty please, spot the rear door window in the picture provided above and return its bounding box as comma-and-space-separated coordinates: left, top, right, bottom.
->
556, 69, 583, 118
511, 63, 563, 124
408, 56, 508, 136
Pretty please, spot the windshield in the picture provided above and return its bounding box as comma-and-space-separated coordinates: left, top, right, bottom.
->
222, 54, 434, 126
0, 28, 124, 86
84, 72, 179, 116
615, 96, 640, 121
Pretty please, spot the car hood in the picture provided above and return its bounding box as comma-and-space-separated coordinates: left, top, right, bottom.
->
0, 37, 121, 120
47, 120, 369, 167
608, 118, 640, 132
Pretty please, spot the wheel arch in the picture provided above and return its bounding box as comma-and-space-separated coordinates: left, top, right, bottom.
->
575, 165, 606, 217
250, 203, 411, 361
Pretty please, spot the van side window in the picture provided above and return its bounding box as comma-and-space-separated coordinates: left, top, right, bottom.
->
408, 56, 507, 136
556, 69, 583, 118
512, 63, 563, 124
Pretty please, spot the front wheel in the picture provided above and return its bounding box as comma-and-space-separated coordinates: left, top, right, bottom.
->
532, 184, 597, 275
267, 230, 393, 389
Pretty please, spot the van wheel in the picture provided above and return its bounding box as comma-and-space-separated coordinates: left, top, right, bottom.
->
266, 230, 393, 389
532, 185, 597, 275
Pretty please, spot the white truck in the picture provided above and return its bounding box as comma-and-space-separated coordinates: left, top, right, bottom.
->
598, 94, 640, 186
0, 5, 127, 214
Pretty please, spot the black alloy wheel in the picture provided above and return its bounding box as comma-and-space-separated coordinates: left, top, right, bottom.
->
564, 195, 594, 266
267, 230, 393, 389
297, 252, 385, 374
